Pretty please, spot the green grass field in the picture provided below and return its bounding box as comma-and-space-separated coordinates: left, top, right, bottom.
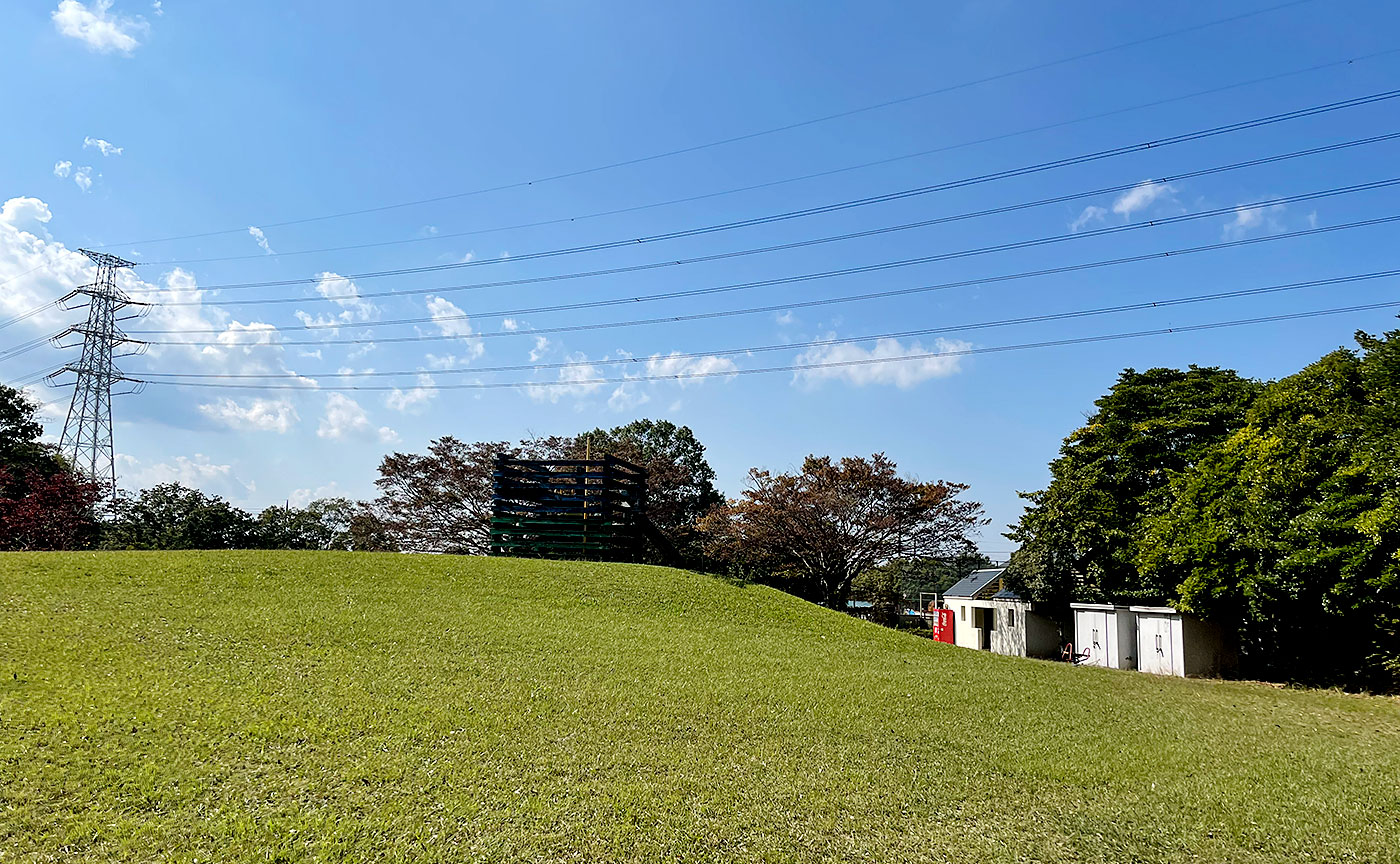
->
2, 552, 1398, 862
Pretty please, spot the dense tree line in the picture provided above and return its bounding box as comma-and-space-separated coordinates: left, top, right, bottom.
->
1006, 328, 1400, 690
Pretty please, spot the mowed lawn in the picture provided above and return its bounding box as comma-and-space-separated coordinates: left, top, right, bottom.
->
2, 553, 1398, 863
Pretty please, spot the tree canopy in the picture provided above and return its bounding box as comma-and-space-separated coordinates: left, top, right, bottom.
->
699, 453, 986, 608
1004, 366, 1263, 612
0, 385, 100, 551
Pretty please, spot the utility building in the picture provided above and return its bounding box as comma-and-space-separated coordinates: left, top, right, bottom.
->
943, 568, 1058, 659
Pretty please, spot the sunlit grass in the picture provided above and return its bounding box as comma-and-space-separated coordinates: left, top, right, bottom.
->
2, 551, 1397, 862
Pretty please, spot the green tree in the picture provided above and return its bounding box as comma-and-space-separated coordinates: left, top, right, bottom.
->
1141, 336, 1400, 688
104, 483, 258, 550
254, 497, 381, 550
1004, 366, 1262, 613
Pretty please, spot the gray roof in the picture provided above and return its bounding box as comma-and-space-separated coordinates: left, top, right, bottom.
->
992, 587, 1024, 601
943, 568, 1006, 599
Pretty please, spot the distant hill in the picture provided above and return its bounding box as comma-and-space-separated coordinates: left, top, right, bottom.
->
2, 551, 1397, 862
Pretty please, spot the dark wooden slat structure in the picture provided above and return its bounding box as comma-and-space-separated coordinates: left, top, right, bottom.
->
489, 455, 650, 560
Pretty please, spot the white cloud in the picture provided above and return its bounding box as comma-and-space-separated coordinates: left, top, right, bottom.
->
1, 200, 315, 439
197, 397, 299, 434
317, 393, 371, 440
82, 136, 123, 157
501, 317, 520, 331
52, 1, 148, 55
1069, 204, 1107, 232
73, 166, 94, 193
288, 482, 341, 508
386, 373, 438, 413
794, 336, 970, 389
115, 453, 253, 500
525, 353, 604, 403
645, 352, 739, 387
1223, 199, 1288, 240
608, 383, 650, 412
53, 160, 72, 179
424, 296, 469, 334
1112, 181, 1175, 220
378, 426, 400, 444
296, 271, 378, 326
529, 336, 552, 362
150, 0, 162, 15
0, 198, 54, 233
775, 310, 796, 326
248, 226, 273, 254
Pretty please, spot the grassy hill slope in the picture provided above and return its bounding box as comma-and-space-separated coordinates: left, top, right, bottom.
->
2, 551, 1397, 862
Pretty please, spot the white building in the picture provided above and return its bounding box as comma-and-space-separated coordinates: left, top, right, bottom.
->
1131, 606, 1234, 677
944, 569, 1059, 659
1070, 603, 1137, 670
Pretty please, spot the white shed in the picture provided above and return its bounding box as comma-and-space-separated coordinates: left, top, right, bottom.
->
943, 569, 1059, 659
1070, 603, 1136, 670
1130, 606, 1234, 677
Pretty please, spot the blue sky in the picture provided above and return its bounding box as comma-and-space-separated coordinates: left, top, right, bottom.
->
2, 0, 1398, 557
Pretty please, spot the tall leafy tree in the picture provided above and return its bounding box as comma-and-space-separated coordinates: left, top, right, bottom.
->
1141, 335, 1400, 688
1004, 366, 1262, 612
699, 454, 985, 608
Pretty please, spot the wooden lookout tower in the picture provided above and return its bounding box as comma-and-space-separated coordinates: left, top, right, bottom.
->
488, 455, 663, 561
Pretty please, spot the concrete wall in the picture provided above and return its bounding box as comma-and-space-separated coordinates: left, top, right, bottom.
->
987, 601, 1060, 659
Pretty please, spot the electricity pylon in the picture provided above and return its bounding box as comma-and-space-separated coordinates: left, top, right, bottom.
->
47, 249, 148, 496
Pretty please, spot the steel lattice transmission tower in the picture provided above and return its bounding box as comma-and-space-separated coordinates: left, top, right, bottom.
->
46, 249, 148, 496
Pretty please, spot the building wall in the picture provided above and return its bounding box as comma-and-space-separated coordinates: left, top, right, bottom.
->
1024, 610, 1061, 659
989, 600, 1026, 657
951, 600, 990, 650
1180, 615, 1236, 677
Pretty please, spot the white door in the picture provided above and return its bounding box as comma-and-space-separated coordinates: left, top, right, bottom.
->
1138, 616, 1175, 675
1078, 611, 1109, 667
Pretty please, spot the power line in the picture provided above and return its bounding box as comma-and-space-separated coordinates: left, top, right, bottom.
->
144, 47, 1400, 268
125, 88, 1400, 297
136, 179, 1400, 320
139, 134, 1400, 316
133, 270, 1400, 380
137, 301, 1400, 392
97, 0, 1324, 250
133, 214, 1400, 349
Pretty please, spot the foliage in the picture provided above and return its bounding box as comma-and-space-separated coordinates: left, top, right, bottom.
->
0, 385, 100, 550
850, 565, 903, 626
568, 420, 724, 561
1004, 366, 1262, 612
699, 453, 985, 608
373, 436, 568, 554
2, 551, 1397, 862
1140, 335, 1400, 688
0, 466, 102, 551
103, 483, 260, 550
254, 497, 391, 551
865, 552, 994, 601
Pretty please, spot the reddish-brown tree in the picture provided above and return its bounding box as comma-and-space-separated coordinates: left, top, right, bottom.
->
0, 466, 101, 551
699, 454, 986, 608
